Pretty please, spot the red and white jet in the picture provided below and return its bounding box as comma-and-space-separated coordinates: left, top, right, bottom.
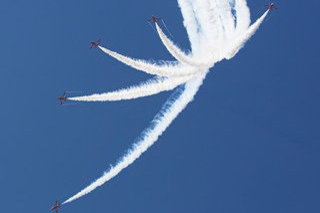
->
57, 92, 67, 105
148, 15, 161, 23
50, 200, 61, 213
265, 3, 277, 10
90, 39, 101, 48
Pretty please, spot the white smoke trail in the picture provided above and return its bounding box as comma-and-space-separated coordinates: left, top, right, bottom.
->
234, 0, 250, 35
193, 0, 222, 50
225, 10, 269, 59
63, 72, 206, 204
63, 0, 205, 203
98, 46, 203, 77
68, 75, 195, 102
215, 0, 236, 38
63, 0, 269, 205
177, 0, 202, 53
191, 0, 228, 60
155, 23, 214, 68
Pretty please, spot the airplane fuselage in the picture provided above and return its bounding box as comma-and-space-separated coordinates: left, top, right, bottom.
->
51, 206, 59, 210
57, 96, 67, 105
90, 40, 101, 48
265, 2, 276, 10
51, 204, 60, 211
90, 42, 99, 48
50, 200, 61, 212
148, 15, 160, 23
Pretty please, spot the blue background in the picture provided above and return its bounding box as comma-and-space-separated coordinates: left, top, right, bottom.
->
0, 0, 319, 213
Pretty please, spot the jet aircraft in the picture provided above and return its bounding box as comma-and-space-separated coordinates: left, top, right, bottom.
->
50, 200, 61, 213
57, 92, 67, 105
148, 15, 161, 23
265, 3, 277, 10
90, 39, 101, 48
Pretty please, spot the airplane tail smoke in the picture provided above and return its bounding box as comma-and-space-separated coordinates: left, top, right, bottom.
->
225, 10, 269, 59
177, 0, 202, 53
234, 0, 251, 35
215, 0, 236, 39
63, 73, 207, 204
192, 0, 224, 55
155, 23, 213, 68
68, 75, 196, 102
63, 0, 269, 205
98, 46, 203, 77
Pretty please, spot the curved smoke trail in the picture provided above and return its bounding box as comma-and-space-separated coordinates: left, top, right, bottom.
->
225, 10, 268, 59
215, 0, 236, 38
63, 73, 206, 204
63, 0, 269, 205
68, 75, 195, 102
177, 0, 202, 53
98, 46, 202, 77
234, 0, 251, 36
155, 23, 213, 68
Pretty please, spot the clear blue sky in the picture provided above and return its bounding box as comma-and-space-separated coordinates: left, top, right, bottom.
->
0, 0, 319, 213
